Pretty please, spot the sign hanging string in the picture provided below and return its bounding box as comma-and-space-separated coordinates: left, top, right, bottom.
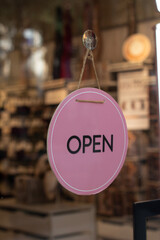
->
77, 49, 101, 90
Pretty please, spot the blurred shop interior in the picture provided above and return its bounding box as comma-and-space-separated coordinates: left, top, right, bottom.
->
0, 0, 160, 239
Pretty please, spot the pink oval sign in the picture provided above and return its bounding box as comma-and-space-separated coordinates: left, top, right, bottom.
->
47, 88, 128, 195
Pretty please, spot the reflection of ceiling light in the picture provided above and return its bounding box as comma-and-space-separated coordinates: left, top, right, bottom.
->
0, 38, 12, 51
122, 34, 151, 62
23, 29, 42, 48
26, 47, 48, 80
0, 23, 13, 54
155, 0, 160, 11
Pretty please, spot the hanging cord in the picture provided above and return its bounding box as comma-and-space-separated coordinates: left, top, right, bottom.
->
77, 49, 101, 90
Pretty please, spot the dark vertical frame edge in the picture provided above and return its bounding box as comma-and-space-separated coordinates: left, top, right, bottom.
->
133, 199, 160, 240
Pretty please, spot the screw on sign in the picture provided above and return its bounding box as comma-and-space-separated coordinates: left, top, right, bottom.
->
82, 30, 97, 50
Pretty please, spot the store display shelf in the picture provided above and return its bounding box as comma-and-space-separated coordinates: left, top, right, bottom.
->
43, 78, 66, 90
67, 79, 99, 92
0, 199, 96, 240
147, 180, 160, 186
102, 80, 117, 87
67, 79, 114, 92
147, 147, 159, 153
0, 168, 34, 176
0, 228, 91, 240
44, 88, 68, 105
2, 84, 27, 93
125, 156, 143, 162
107, 60, 154, 73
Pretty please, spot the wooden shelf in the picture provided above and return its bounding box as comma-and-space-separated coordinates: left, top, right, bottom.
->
107, 60, 154, 73
0, 199, 96, 240
43, 78, 66, 90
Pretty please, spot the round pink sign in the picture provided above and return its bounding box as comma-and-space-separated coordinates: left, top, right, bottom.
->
47, 88, 128, 195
